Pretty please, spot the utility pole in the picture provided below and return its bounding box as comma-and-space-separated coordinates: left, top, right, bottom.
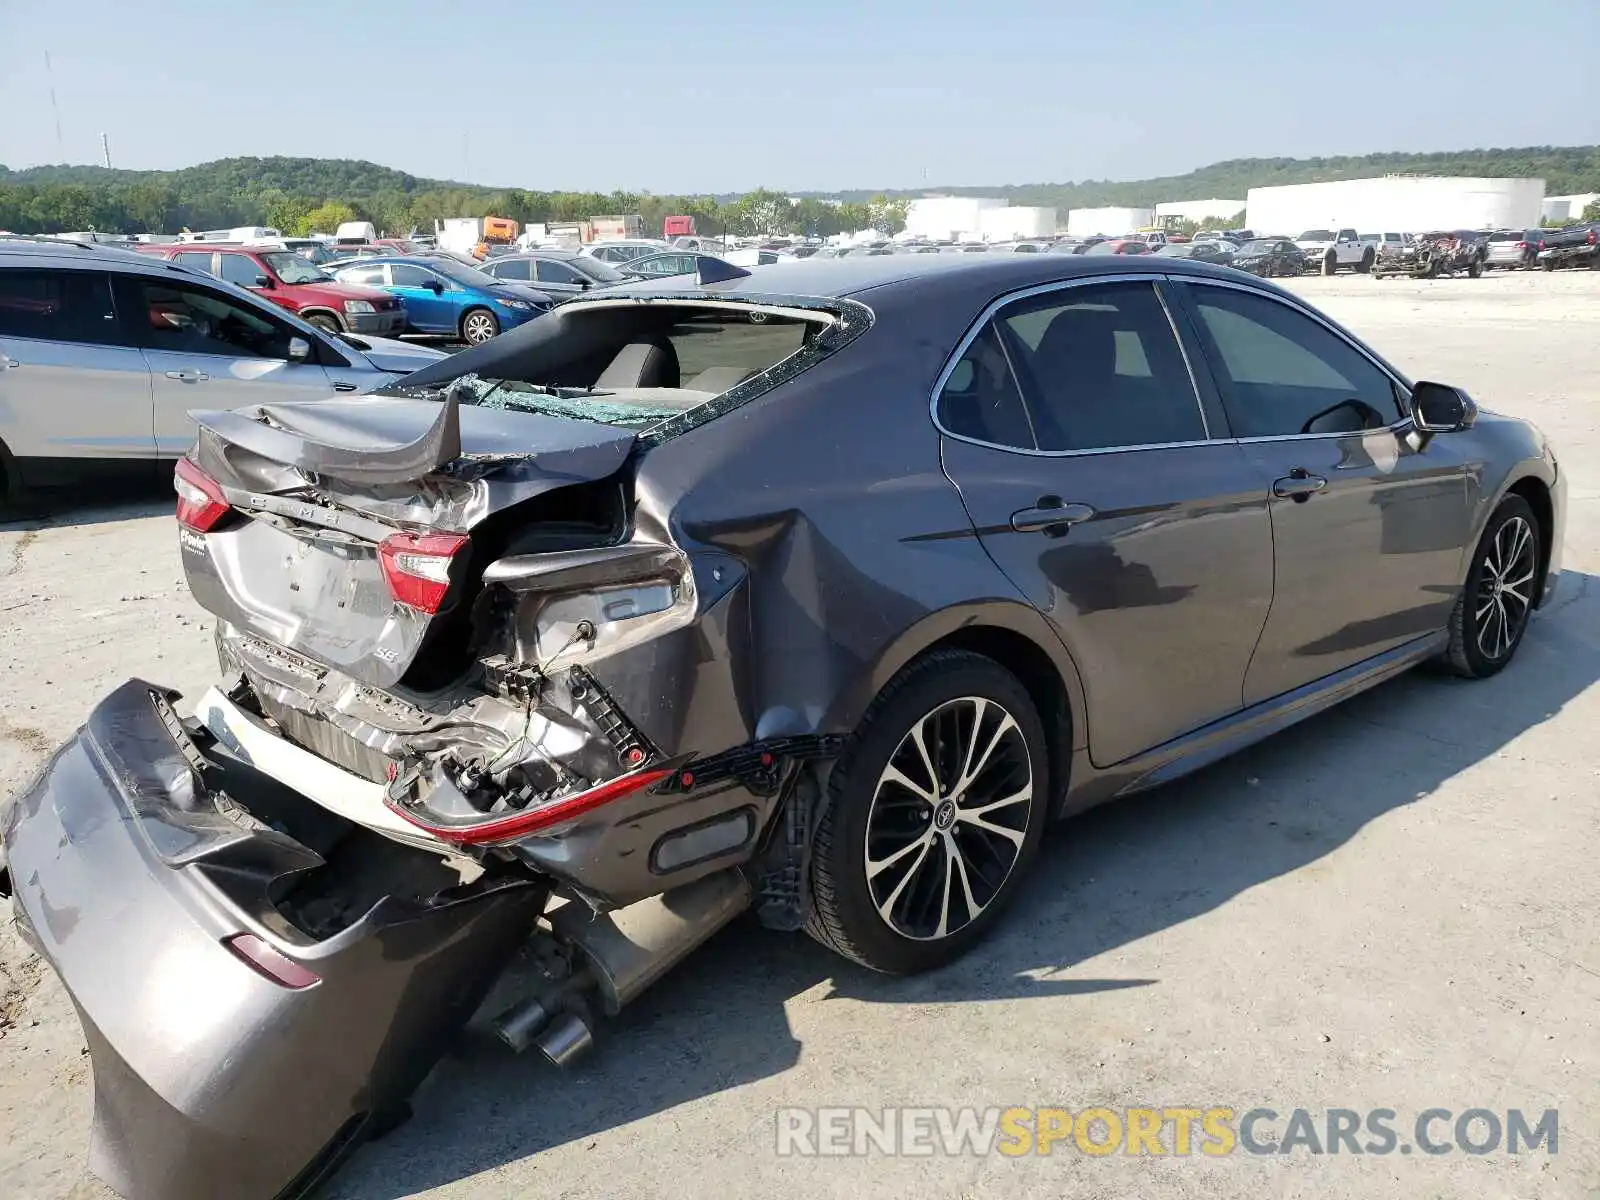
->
101, 132, 111, 169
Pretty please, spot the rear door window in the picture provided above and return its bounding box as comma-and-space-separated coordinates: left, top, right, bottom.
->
174, 251, 216, 275
994, 281, 1206, 452
0, 269, 122, 344
490, 258, 532, 280
339, 264, 389, 287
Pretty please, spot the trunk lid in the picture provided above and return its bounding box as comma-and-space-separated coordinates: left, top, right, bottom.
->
183, 386, 635, 689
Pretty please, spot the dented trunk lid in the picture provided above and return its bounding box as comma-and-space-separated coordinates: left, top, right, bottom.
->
183, 388, 636, 689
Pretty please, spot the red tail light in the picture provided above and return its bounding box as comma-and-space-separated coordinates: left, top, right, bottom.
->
224, 933, 319, 989
1517, 241, 1528, 250
173, 457, 230, 532
377, 531, 468, 613
387, 766, 673, 847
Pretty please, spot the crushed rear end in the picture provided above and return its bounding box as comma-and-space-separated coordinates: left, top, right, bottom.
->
3, 680, 546, 1200
4, 291, 869, 1198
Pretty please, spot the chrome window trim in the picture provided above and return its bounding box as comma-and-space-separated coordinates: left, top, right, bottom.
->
1177, 275, 1417, 444
928, 272, 1214, 459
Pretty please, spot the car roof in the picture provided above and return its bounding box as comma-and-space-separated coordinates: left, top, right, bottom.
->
584, 253, 1278, 317
0, 236, 215, 279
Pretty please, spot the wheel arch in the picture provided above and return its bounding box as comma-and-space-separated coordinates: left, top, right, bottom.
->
297, 306, 345, 331
1505, 475, 1555, 607
826, 601, 1086, 814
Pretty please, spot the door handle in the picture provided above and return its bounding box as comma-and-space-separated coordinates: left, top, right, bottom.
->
164, 369, 210, 383
1011, 497, 1096, 535
1272, 469, 1327, 501
332, 381, 358, 392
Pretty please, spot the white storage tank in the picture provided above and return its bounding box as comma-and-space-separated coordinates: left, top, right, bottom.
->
905, 196, 1008, 241
978, 206, 1058, 240
1245, 177, 1544, 235
1542, 193, 1599, 222
1066, 206, 1153, 236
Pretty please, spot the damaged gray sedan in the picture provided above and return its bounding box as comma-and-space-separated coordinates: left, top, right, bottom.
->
2, 254, 1565, 1198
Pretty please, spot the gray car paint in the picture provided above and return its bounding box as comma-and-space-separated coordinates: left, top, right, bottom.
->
0, 253, 1565, 1200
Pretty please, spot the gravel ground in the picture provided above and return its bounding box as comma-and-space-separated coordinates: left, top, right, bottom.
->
2, 268, 1598, 1200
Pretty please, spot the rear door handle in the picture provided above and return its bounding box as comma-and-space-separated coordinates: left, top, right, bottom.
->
1011, 497, 1096, 535
165, 369, 210, 383
1272, 469, 1327, 501
331, 381, 358, 392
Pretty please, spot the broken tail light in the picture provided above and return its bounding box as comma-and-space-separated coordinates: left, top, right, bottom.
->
378, 532, 469, 613
387, 766, 673, 847
174, 457, 231, 532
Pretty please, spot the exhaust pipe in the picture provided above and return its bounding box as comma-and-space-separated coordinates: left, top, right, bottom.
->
550, 868, 752, 1015
493, 996, 554, 1055
536, 1013, 595, 1067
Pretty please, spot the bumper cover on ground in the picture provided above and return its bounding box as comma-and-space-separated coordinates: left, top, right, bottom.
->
2, 680, 547, 1200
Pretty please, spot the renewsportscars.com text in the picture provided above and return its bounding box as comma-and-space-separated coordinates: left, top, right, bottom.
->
775, 1106, 1559, 1158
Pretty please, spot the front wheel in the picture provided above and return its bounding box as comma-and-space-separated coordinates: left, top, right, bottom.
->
1323, 253, 1338, 276
461, 308, 499, 344
1468, 261, 1482, 278
306, 312, 342, 334
1443, 495, 1540, 678
1358, 250, 1374, 273
806, 650, 1049, 974
1542, 257, 1556, 272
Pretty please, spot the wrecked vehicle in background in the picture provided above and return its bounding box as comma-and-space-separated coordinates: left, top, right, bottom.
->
1372, 230, 1484, 278
2, 254, 1565, 1198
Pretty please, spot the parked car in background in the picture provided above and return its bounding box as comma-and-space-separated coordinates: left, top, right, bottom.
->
1233, 238, 1306, 277
581, 239, 670, 264
1484, 229, 1546, 270
1373, 232, 1483, 279
0, 238, 444, 498
477, 250, 628, 296
1294, 228, 1372, 274
1154, 240, 1236, 266
327, 256, 554, 344
142, 244, 406, 336
1535, 223, 1600, 270
619, 251, 730, 278
1197, 229, 1252, 244
1084, 239, 1152, 255
1358, 232, 1409, 260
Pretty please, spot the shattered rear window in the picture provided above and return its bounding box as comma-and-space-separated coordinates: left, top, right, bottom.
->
389, 296, 873, 444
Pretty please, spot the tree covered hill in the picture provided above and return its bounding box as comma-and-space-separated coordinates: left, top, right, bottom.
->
2, 145, 1596, 236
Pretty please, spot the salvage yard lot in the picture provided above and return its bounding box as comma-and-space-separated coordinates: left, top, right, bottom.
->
2, 270, 1599, 1200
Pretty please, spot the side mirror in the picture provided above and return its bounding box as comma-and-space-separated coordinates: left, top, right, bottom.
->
428, 280, 445, 293
254, 274, 274, 288
287, 336, 312, 362
1410, 381, 1477, 433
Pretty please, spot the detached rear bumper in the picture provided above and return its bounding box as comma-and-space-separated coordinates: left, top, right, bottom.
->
2, 680, 547, 1200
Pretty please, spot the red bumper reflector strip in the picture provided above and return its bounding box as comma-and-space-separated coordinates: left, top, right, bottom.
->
224, 933, 320, 990
388, 768, 673, 846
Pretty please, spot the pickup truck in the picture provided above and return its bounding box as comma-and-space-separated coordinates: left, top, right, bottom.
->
1536, 224, 1600, 270
1294, 227, 1373, 274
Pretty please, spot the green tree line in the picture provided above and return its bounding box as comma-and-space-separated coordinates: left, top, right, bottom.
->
1, 147, 1596, 238
0, 157, 908, 238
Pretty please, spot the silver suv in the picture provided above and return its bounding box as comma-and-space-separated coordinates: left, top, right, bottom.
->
0, 238, 446, 500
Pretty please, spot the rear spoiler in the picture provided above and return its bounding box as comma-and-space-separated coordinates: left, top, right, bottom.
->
190, 381, 464, 485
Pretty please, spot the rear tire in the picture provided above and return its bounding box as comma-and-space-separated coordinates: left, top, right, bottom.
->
461, 308, 499, 344
1358, 250, 1374, 273
806, 650, 1049, 974
1442, 495, 1540, 679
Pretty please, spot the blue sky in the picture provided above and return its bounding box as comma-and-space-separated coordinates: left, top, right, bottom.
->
1, 0, 1596, 193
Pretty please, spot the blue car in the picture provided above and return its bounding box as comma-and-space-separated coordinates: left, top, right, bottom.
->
326, 256, 555, 345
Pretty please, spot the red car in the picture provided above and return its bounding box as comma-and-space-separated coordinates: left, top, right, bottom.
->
1084, 239, 1152, 256
139, 244, 406, 336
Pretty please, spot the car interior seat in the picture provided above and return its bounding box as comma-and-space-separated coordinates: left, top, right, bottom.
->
595, 337, 681, 389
